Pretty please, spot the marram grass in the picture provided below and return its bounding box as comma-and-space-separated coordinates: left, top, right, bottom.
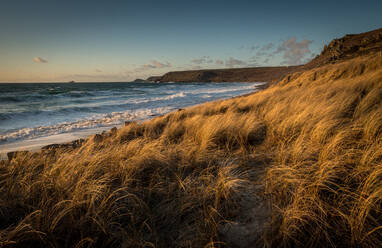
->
1, 53, 382, 247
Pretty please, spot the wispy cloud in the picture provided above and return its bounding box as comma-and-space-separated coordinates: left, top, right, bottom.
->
251, 42, 275, 57
152, 60, 172, 68
225, 57, 247, 68
261, 42, 275, 51
245, 43, 274, 52
247, 56, 260, 67
255, 51, 268, 57
191, 56, 213, 64
215, 59, 224, 65
135, 60, 172, 72
34, 57, 48, 63
250, 45, 260, 51
275, 38, 313, 65
143, 60, 171, 69
59, 73, 128, 82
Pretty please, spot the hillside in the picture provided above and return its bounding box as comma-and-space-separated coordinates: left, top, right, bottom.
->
152, 66, 302, 83
1, 28, 382, 247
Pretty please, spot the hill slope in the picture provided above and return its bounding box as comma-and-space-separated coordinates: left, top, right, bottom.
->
1, 29, 382, 247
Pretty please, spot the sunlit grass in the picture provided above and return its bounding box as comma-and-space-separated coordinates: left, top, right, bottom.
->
1, 53, 382, 247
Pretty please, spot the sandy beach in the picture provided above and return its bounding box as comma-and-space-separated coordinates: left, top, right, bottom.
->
0, 82, 265, 159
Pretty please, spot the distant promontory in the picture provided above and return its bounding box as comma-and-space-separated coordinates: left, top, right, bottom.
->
147, 27, 382, 84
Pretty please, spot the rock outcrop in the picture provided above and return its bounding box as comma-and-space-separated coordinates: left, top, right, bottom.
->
305, 27, 382, 68
132, 78, 147, 83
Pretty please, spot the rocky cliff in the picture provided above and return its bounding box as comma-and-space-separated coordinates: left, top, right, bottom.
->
305, 27, 382, 68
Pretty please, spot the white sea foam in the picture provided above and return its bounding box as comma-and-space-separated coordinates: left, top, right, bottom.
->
127, 92, 186, 104
0, 107, 173, 143
188, 83, 262, 95
202, 94, 212, 98
0, 82, 264, 150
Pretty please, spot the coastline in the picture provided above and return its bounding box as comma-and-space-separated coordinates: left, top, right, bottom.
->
0, 82, 267, 160
148, 65, 303, 83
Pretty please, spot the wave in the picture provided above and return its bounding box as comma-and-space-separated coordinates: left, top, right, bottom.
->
188, 83, 263, 95
0, 92, 186, 121
127, 92, 186, 104
153, 91, 186, 101
0, 82, 263, 145
0, 107, 174, 143
0, 84, 257, 123
0, 96, 22, 103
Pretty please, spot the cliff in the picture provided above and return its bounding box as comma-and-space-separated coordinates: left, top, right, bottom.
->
157, 66, 302, 83
305, 27, 382, 68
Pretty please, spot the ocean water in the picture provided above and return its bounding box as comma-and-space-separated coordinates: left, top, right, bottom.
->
0, 82, 263, 154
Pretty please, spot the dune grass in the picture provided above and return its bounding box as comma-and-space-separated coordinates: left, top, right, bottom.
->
1, 53, 382, 247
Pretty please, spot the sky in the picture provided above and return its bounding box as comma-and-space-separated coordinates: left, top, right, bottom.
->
1, 0, 382, 82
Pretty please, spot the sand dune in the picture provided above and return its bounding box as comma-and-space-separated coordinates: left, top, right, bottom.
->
1, 28, 382, 247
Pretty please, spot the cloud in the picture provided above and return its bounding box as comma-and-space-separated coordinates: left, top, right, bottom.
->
136, 60, 172, 71
191, 56, 213, 64
34, 57, 48, 63
59, 73, 127, 82
247, 56, 260, 67
215, 59, 224, 65
249, 56, 258, 62
250, 45, 260, 51
191, 58, 205, 64
247, 43, 274, 52
95, 69, 102, 72
261, 42, 275, 51
256, 51, 268, 57
225, 57, 247, 68
275, 38, 313, 65
144, 60, 171, 69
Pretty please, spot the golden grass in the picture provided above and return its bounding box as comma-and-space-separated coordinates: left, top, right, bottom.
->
1, 53, 382, 247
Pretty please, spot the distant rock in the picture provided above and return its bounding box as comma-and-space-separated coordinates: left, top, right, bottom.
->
132, 78, 147, 83
146, 76, 162, 82
41, 138, 85, 151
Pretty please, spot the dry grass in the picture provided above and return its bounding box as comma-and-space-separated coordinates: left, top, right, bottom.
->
1, 53, 382, 247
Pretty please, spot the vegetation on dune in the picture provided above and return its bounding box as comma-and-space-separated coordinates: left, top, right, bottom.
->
1, 53, 382, 247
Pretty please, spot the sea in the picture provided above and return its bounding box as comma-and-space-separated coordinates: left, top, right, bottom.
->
0, 82, 263, 156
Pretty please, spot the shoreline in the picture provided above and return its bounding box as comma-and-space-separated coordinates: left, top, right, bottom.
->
1, 82, 267, 160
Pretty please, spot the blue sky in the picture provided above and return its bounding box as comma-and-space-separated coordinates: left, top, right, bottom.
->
1, 0, 382, 82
